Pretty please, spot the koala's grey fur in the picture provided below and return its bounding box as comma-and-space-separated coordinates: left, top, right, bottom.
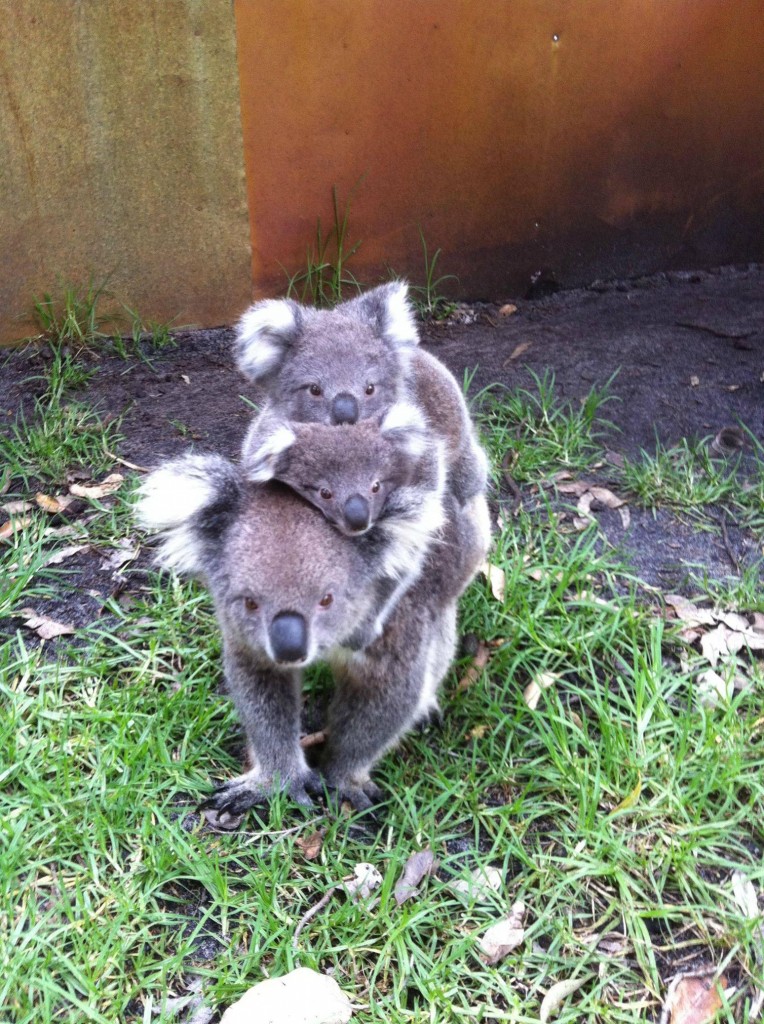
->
135, 453, 471, 817
241, 401, 449, 648
235, 281, 490, 509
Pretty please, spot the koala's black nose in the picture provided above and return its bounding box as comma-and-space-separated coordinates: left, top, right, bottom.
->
330, 392, 359, 425
343, 494, 370, 532
270, 611, 308, 663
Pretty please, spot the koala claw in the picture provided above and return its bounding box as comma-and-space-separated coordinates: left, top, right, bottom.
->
325, 777, 384, 812
200, 769, 320, 821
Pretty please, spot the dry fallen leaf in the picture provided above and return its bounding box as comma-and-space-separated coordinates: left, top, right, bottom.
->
45, 543, 91, 566
499, 303, 518, 317
35, 492, 76, 514
508, 340, 531, 360
69, 473, 124, 500
0, 516, 32, 540
449, 865, 503, 901
19, 608, 76, 640
610, 772, 642, 814
700, 625, 732, 667
664, 595, 716, 628
295, 831, 324, 862
1, 500, 34, 515
660, 970, 727, 1024
618, 506, 631, 529
393, 848, 437, 906
540, 976, 590, 1022
100, 539, 140, 571
219, 966, 352, 1024
696, 669, 733, 709
588, 486, 627, 509
343, 862, 382, 903
523, 670, 559, 710
478, 900, 526, 964
556, 479, 593, 497
456, 642, 490, 692
479, 561, 506, 602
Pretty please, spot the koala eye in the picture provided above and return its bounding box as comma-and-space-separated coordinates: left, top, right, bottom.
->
243, 597, 259, 613
309, 383, 323, 397
319, 593, 334, 608
365, 383, 375, 395
320, 487, 333, 500
371, 480, 381, 493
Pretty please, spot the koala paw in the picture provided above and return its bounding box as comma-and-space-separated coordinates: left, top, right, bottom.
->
324, 777, 384, 813
199, 767, 321, 828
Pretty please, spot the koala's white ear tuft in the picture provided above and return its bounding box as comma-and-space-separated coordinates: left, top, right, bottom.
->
381, 401, 429, 458
380, 280, 420, 348
135, 454, 238, 575
241, 417, 296, 483
341, 282, 420, 349
235, 299, 302, 381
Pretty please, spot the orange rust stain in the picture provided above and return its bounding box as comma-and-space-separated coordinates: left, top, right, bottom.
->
234, 0, 764, 297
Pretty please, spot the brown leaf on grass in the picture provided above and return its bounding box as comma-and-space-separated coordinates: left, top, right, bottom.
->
0, 516, 32, 540
609, 772, 642, 814
456, 642, 490, 692
523, 671, 559, 710
664, 595, 716, 628
605, 449, 626, 469
752, 613, 764, 634
618, 506, 631, 529
1, 500, 34, 515
45, 544, 91, 566
556, 479, 593, 497
478, 901, 526, 964
540, 976, 590, 1022
588, 486, 627, 509
660, 970, 727, 1024
499, 303, 518, 317
35, 492, 76, 514
696, 669, 733, 709
479, 561, 506, 602
100, 539, 140, 571
393, 848, 437, 906
0, 469, 10, 496
69, 473, 124, 500
295, 830, 324, 862
700, 625, 732, 667
19, 608, 76, 640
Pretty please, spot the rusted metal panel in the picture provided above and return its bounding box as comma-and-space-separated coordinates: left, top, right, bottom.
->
0, 0, 252, 344
235, 0, 764, 299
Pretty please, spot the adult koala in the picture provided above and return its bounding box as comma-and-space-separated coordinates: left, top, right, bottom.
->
136, 453, 466, 819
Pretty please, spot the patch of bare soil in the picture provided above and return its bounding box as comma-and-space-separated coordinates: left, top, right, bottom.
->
1, 263, 762, 631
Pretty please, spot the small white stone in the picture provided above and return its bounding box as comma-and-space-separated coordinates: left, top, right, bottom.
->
220, 967, 353, 1024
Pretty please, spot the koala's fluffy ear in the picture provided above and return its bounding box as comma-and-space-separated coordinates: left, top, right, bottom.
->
240, 412, 296, 483
342, 281, 420, 349
135, 454, 241, 576
235, 298, 303, 382
380, 402, 430, 459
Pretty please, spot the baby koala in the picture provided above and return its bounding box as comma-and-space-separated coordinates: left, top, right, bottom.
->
241, 401, 448, 647
135, 452, 467, 817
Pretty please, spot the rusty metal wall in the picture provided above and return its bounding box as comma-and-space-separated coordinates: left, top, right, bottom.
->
235, 0, 764, 299
0, 0, 252, 344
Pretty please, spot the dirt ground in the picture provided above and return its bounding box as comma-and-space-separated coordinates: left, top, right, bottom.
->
1, 263, 763, 627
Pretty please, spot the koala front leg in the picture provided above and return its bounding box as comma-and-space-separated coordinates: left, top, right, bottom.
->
201, 646, 318, 822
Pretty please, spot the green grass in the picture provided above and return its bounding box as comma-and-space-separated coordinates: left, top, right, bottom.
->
1, 378, 763, 1022
618, 436, 764, 535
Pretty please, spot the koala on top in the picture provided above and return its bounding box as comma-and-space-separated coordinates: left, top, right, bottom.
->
234, 281, 490, 511
135, 453, 468, 817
